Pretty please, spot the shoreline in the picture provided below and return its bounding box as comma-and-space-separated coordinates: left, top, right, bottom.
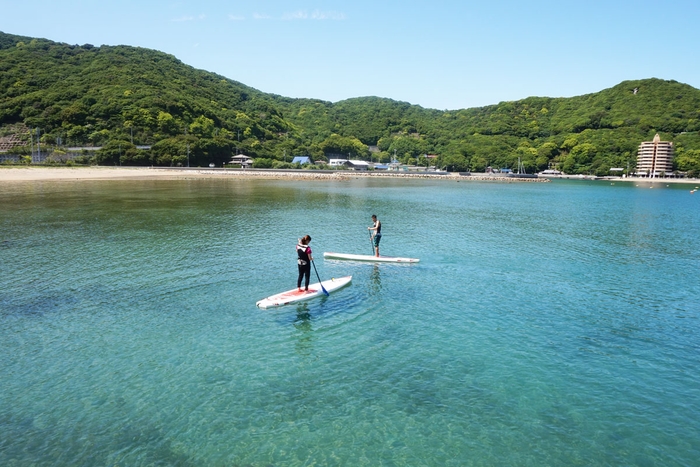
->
0, 166, 549, 182
1, 166, 699, 185
543, 174, 700, 185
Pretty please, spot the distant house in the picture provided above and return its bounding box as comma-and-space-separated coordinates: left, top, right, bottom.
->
348, 160, 370, 171
230, 154, 253, 167
539, 169, 562, 175
329, 159, 350, 167
291, 156, 311, 165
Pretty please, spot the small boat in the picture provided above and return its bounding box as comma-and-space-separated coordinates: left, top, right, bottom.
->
323, 252, 419, 263
256, 276, 352, 309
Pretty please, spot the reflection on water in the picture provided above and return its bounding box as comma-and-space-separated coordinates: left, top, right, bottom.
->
294, 303, 314, 356
369, 265, 382, 294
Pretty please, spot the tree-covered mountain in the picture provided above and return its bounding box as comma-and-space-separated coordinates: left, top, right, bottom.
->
2, 31, 700, 175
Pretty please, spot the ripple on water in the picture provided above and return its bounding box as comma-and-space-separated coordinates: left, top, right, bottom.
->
1, 178, 699, 466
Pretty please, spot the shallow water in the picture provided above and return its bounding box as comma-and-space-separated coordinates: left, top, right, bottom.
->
1, 177, 699, 466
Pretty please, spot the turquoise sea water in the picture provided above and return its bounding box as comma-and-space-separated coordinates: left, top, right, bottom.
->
1, 177, 699, 466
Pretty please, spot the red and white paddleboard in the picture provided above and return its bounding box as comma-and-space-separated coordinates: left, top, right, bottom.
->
256, 276, 352, 309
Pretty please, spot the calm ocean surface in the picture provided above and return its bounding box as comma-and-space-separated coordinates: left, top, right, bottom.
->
1, 176, 699, 466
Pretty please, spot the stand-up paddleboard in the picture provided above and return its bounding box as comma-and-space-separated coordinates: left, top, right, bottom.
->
323, 252, 419, 263
256, 276, 352, 309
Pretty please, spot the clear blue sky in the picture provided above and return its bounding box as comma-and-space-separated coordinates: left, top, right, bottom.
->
1, 0, 698, 110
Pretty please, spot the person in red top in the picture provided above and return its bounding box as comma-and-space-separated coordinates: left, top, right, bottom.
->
296, 235, 313, 292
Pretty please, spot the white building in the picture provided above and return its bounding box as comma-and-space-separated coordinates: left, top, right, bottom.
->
328, 159, 370, 170
637, 134, 673, 177
347, 160, 370, 171
230, 154, 253, 167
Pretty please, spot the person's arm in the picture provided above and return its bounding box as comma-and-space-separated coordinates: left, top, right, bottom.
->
307, 246, 313, 261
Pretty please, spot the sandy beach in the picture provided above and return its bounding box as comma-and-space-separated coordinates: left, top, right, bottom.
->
0, 166, 213, 181
2, 166, 699, 184
0, 166, 547, 182
0, 166, 386, 182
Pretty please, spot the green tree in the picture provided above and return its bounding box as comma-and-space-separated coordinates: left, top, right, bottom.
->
675, 148, 700, 176
95, 140, 134, 165
319, 134, 368, 158
570, 143, 598, 168
253, 158, 274, 168
441, 153, 469, 172
388, 136, 428, 160
189, 115, 216, 139
470, 156, 489, 172
537, 141, 559, 159
157, 111, 179, 135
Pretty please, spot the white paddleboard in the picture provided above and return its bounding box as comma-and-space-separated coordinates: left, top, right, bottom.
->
256, 275, 352, 309
323, 252, 420, 263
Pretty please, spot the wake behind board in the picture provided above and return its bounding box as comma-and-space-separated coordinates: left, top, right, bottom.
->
256, 275, 352, 309
323, 252, 420, 263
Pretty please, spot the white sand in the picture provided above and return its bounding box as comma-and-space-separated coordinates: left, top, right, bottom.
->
0, 167, 198, 181
0, 167, 508, 182
2, 167, 698, 185
0, 167, 365, 181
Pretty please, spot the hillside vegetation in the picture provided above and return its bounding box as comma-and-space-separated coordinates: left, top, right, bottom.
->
2, 31, 700, 175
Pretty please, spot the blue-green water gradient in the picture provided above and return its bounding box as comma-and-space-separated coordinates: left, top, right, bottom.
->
1, 177, 699, 466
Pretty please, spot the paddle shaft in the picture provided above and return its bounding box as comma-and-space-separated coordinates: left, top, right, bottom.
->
369, 229, 374, 255
311, 259, 329, 296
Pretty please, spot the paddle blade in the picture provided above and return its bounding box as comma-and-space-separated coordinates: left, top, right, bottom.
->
311, 259, 330, 296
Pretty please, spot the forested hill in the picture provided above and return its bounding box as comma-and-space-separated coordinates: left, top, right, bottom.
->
2, 31, 700, 175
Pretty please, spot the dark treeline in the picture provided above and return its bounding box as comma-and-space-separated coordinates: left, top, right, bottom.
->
2, 31, 700, 175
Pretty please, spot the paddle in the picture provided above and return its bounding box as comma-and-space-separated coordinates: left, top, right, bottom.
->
369, 229, 375, 255
311, 259, 329, 296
